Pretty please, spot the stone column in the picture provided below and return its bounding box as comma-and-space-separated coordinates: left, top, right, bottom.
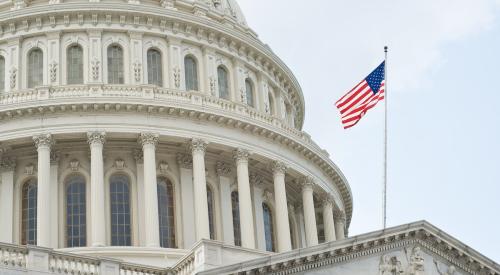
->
49, 152, 60, 248
233, 149, 255, 249
334, 210, 346, 241
191, 139, 210, 241
250, 173, 265, 251
177, 153, 195, 248
87, 131, 106, 246
134, 150, 146, 246
33, 134, 53, 247
322, 195, 336, 242
300, 176, 318, 247
0, 157, 15, 243
271, 161, 292, 252
216, 162, 234, 245
139, 133, 160, 247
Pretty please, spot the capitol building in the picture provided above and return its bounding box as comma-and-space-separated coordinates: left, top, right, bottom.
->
0, 0, 497, 274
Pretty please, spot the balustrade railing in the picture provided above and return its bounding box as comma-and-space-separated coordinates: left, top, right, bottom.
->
0, 243, 27, 268
50, 252, 100, 275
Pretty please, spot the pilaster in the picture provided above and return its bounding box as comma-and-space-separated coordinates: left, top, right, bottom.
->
129, 31, 144, 85
87, 30, 103, 84
46, 32, 61, 86
0, 156, 16, 243
168, 37, 183, 90
7, 38, 22, 92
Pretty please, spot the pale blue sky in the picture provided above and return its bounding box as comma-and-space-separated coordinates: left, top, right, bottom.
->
238, 0, 500, 262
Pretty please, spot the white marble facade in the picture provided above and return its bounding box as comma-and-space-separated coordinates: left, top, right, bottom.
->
0, 0, 498, 275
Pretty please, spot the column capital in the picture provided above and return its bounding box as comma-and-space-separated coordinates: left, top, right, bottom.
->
134, 149, 144, 165
249, 172, 264, 187
50, 151, 60, 165
270, 161, 287, 176
0, 157, 16, 172
298, 176, 315, 190
233, 148, 250, 163
139, 132, 159, 147
333, 209, 346, 224
321, 194, 335, 208
216, 161, 232, 176
33, 134, 54, 150
190, 138, 208, 154
87, 131, 106, 145
176, 153, 193, 169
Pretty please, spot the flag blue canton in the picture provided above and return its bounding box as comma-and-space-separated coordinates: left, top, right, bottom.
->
365, 61, 385, 95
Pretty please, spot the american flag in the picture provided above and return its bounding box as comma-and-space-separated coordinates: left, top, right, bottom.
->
336, 61, 385, 129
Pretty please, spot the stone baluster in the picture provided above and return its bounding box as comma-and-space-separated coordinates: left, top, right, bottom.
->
87, 131, 106, 246
233, 149, 255, 249
139, 133, 160, 247
300, 176, 318, 247
322, 195, 336, 242
33, 134, 54, 247
271, 161, 292, 252
191, 139, 210, 240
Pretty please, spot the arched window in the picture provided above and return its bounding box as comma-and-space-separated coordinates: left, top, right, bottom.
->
184, 56, 198, 91
0, 56, 5, 92
66, 175, 86, 247
263, 203, 275, 252
207, 185, 215, 240
21, 178, 37, 245
157, 177, 175, 248
67, 45, 84, 84
245, 79, 254, 107
109, 174, 131, 246
28, 48, 43, 88
107, 45, 124, 84
268, 93, 275, 115
231, 191, 241, 246
217, 66, 229, 99
147, 49, 163, 86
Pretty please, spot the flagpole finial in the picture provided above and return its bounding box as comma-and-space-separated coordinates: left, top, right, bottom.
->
384, 46, 388, 53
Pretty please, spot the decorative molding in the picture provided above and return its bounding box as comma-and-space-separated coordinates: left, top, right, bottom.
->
49, 61, 58, 83
233, 148, 250, 163
158, 161, 169, 174
33, 133, 54, 149
333, 209, 346, 224
87, 131, 106, 145
0, 157, 16, 172
270, 160, 287, 176
114, 158, 126, 170
298, 175, 315, 190
91, 58, 100, 80
139, 132, 159, 147
215, 161, 231, 176
176, 153, 192, 169
249, 172, 264, 187
9, 67, 17, 89
69, 159, 80, 171
133, 149, 144, 164
190, 138, 208, 154
173, 67, 181, 88
24, 163, 35, 175
133, 60, 142, 82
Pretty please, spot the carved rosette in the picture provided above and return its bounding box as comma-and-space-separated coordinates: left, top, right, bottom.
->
33, 133, 54, 150
215, 161, 231, 177
176, 153, 193, 169
87, 131, 106, 145
233, 148, 250, 163
270, 160, 287, 176
139, 133, 160, 147
190, 138, 208, 154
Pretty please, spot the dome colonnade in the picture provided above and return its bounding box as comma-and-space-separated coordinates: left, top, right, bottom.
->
0, 0, 352, 265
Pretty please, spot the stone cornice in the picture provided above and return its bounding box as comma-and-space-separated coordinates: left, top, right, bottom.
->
0, 3, 305, 128
0, 86, 352, 227
198, 221, 500, 275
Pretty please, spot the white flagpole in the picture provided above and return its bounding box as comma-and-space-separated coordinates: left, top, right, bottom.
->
383, 46, 388, 229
